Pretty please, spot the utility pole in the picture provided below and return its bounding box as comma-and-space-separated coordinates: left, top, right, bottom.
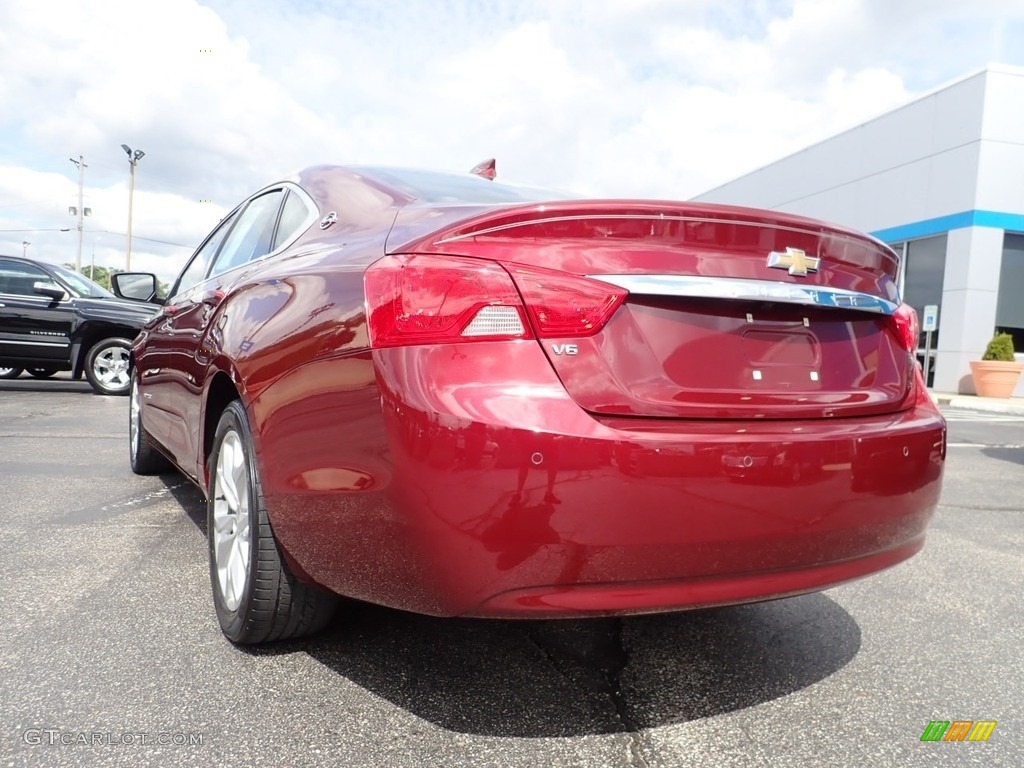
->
121, 144, 145, 271
69, 156, 87, 272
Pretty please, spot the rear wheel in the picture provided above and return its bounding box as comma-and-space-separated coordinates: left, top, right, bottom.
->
129, 370, 170, 475
27, 368, 58, 379
84, 337, 132, 395
209, 400, 337, 643
0, 367, 23, 379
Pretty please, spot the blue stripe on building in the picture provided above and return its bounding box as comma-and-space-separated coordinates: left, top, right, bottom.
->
870, 210, 1024, 242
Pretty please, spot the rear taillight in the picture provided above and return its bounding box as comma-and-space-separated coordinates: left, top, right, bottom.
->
507, 266, 627, 338
365, 254, 530, 348
891, 303, 919, 353
365, 256, 629, 348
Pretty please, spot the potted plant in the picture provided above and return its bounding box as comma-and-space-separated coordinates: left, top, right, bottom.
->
969, 332, 1023, 398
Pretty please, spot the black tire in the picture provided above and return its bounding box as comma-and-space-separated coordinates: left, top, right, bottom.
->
27, 368, 59, 379
129, 370, 171, 475
84, 337, 133, 395
208, 400, 337, 643
0, 367, 24, 379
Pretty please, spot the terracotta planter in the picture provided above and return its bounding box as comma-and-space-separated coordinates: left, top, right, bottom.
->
969, 360, 1024, 398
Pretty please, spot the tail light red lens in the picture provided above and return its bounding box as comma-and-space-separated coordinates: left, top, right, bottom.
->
365, 254, 530, 348
891, 303, 919, 353
507, 266, 627, 338
365, 255, 628, 348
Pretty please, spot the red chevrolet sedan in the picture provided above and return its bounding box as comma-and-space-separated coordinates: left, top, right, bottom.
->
120, 165, 946, 644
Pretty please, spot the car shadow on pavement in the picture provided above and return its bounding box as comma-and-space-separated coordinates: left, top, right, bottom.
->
0, 378, 93, 394
164, 475, 861, 737
256, 592, 858, 737
982, 446, 1024, 466
165, 476, 209, 537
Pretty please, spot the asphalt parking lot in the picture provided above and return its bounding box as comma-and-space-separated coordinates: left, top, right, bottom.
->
0, 375, 1021, 767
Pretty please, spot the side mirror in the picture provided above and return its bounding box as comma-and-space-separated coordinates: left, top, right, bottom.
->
111, 272, 163, 304
33, 282, 67, 302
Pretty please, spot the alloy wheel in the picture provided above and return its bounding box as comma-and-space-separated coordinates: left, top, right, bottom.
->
92, 345, 130, 390
129, 375, 140, 463
212, 430, 252, 612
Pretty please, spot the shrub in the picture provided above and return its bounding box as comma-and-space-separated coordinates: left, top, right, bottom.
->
982, 332, 1016, 362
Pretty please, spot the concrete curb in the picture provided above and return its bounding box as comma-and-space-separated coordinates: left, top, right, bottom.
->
931, 391, 1024, 416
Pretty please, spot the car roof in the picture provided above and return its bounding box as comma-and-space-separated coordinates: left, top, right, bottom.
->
293, 165, 573, 208
0, 255, 57, 269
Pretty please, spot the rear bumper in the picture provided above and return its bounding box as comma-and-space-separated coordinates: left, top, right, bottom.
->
259, 342, 946, 617
474, 538, 925, 617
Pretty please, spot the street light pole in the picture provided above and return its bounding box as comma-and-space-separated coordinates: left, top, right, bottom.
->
121, 144, 145, 271
22, 241, 30, 257
69, 155, 87, 272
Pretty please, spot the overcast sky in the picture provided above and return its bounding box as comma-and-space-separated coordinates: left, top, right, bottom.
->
2, 0, 1024, 283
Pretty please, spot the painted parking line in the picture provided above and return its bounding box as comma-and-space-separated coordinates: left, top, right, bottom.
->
947, 442, 1024, 448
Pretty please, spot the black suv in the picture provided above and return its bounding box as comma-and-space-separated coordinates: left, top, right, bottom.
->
0, 255, 160, 395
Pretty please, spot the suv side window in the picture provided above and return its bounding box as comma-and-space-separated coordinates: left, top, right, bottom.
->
208, 190, 285, 279
172, 211, 239, 298
0, 259, 61, 297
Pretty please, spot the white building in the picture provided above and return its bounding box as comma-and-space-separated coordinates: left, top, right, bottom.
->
694, 64, 1024, 395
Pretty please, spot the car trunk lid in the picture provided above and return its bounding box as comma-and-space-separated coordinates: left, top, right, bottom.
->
389, 201, 913, 420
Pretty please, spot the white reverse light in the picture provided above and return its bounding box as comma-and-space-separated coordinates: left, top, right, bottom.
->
462, 306, 525, 337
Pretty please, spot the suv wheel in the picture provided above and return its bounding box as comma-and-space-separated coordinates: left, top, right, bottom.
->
0, 367, 24, 379
84, 337, 132, 395
209, 400, 337, 643
27, 368, 58, 379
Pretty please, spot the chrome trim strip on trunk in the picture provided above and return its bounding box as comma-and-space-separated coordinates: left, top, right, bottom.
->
589, 274, 899, 315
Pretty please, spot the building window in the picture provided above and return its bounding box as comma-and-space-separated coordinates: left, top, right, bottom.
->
890, 234, 947, 341
889, 235, 946, 386
996, 233, 1024, 353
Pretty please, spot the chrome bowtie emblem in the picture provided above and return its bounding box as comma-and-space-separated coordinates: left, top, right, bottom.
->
767, 247, 820, 277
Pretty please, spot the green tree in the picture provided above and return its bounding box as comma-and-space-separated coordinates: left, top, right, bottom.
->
80, 265, 116, 290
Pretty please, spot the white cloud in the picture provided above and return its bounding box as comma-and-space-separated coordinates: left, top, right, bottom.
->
1, 0, 1023, 280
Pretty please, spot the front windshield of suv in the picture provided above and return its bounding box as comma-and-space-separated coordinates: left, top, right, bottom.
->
50, 264, 115, 298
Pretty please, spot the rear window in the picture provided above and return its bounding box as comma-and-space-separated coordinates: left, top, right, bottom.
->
355, 167, 575, 204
